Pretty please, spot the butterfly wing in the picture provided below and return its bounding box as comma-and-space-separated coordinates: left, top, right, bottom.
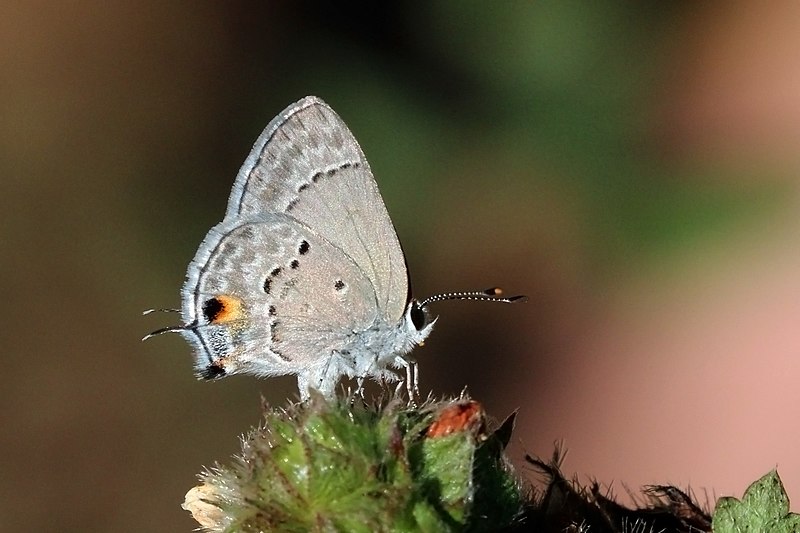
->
181, 214, 379, 388
224, 96, 408, 324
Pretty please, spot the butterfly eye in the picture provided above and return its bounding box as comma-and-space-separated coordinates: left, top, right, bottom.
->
410, 302, 427, 331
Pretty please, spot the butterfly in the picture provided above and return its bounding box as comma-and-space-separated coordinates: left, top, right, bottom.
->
145, 96, 524, 399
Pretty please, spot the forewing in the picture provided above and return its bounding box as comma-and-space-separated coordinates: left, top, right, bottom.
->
225, 96, 408, 323
181, 214, 378, 377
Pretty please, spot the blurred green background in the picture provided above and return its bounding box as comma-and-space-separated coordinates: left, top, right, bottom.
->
4, 2, 800, 530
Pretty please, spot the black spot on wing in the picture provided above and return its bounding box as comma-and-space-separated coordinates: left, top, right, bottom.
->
264, 266, 284, 294
202, 298, 224, 322
267, 318, 291, 362
272, 347, 290, 362
298, 240, 310, 255
201, 363, 226, 379
286, 160, 362, 214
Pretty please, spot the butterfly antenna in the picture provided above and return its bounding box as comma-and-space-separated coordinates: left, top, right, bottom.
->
419, 287, 527, 308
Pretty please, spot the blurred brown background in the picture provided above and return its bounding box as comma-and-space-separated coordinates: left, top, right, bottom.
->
4, 2, 800, 530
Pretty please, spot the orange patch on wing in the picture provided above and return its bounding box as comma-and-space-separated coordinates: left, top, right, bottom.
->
210, 294, 245, 324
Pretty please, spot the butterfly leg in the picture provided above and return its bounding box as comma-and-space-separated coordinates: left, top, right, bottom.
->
298, 366, 335, 401
410, 360, 419, 400
296, 372, 312, 402
314, 352, 341, 398
394, 356, 418, 404
355, 376, 366, 399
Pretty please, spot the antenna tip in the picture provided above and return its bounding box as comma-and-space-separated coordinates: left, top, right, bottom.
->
485, 287, 526, 303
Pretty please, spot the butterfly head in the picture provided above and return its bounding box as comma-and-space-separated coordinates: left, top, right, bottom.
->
402, 299, 438, 348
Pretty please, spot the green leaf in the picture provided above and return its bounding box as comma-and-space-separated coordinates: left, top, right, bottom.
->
713, 470, 800, 533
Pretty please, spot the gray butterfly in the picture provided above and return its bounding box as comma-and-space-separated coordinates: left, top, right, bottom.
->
146, 96, 523, 399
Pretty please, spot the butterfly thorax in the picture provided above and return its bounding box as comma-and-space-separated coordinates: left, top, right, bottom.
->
295, 301, 435, 395
349, 310, 432, 373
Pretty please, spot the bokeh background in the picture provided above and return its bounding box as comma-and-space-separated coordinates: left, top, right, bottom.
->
4, 2, 800, 530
